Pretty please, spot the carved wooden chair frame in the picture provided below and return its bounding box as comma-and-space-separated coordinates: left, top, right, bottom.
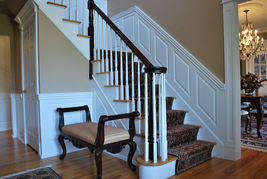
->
56, 105, 139, 179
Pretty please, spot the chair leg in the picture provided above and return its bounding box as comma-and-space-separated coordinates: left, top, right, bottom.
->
58, 134, 66, 160
246, 114, 252, 133
127, 141, 137, 171
94, 149, 103, 179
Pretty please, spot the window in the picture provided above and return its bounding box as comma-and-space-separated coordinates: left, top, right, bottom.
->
254, 54, 266, 80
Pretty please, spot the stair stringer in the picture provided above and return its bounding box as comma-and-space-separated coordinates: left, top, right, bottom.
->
34, 0, 89, 59
92, 74, 144, 165
110, 6, 237, 160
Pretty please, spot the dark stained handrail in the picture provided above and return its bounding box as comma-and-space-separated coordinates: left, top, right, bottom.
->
88, 0, 154, 77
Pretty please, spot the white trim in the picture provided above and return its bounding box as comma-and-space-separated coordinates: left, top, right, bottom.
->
111, 6, 225, 90
222, 0, 241, 160
10, 94, 17, 138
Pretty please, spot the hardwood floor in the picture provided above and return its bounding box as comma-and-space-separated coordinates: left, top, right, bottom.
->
1, 130, 267, 179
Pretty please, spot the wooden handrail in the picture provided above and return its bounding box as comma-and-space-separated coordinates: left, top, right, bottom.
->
88, 0, 154, 75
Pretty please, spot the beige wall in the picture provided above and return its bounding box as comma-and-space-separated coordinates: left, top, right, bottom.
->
39, 10, 91, 93
0, 14, 15, 92
0, 36, 11, 93
108, 0, 225, 82
259, 32, 267, 40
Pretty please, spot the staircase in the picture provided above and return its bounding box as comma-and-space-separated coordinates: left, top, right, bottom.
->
93, 50, 216, 174
36, 0, 216, 177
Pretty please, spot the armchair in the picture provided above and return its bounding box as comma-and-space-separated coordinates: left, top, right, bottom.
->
56, 105, 139, 179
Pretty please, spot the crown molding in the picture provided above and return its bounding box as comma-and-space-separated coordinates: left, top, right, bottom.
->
258, 27, 267, 33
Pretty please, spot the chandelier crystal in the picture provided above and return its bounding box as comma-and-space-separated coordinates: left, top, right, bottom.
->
239, 10, 264, 61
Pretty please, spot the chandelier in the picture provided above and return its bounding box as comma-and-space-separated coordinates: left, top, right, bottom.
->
239, 10, 264, 61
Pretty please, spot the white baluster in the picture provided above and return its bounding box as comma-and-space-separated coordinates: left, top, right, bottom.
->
82, 0, 85, 35
137, 59, 141, 116
161, 73, 167, 161
158, 74, 162, 159
96, 14, 100, 73
97, 14, 100, 60
93, 10, 96, 61
115, 34, 118, 85
105, 23, 109, 73
153, 72, 157, 163
76, 0, 78, 21
125, 47, 129, 100
69, 0, 71, 20
144, 73, 149, 162
62, 0, 64, 5
120, 39, 124, 100
131, 53, 135, 111
101, 18, 104, 72
110, 28, 114, 85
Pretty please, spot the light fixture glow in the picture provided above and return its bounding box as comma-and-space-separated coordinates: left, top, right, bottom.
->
239, 10, 264, 61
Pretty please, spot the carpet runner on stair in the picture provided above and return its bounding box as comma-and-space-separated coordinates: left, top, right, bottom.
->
96, 50, 215, 174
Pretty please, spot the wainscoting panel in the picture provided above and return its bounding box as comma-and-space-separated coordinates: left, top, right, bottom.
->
111, 7, 227, 158
38, 92, 93, 159
138, 19, 151, 54
154, 34, 168, 69
0, 94, 11, 132
122, 14, 135, 43
197, 74, 216, 124
174, 52, 190, 96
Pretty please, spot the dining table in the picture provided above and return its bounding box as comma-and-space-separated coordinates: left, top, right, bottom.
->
241, 94, 267, 138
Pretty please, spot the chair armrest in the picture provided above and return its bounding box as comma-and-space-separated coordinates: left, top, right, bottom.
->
95, 111, 140, 146
56, 105, 91, 132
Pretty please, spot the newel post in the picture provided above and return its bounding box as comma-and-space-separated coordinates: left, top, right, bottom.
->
88, 0, 94, 79
144, 67, 167, 161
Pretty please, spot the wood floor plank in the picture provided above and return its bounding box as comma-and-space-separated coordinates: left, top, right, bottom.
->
2, 130, 267, 178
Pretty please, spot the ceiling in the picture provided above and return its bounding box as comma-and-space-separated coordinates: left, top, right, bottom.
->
0, 0, 27, 16
238, 0, 267, 33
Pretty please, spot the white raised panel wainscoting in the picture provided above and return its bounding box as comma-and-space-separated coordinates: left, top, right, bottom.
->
10, 94, 25, 142
110, 2, 240, 160
11, 92, 93, 159
38, 92, 93, 159
0, 94, 11, 132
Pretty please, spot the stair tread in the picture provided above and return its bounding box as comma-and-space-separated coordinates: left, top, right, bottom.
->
47, 2, 67, 8
114, 99, 131, 102
62, 18, 81, 24
136, 154, 178, 166
104, 85, 120, 87
77, 34, 90, 38
91, 59, 101, 63
96, 71, 110, 75
167, 124, 202, 132
168, 140, 215, 174
168, 140, 215, 154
